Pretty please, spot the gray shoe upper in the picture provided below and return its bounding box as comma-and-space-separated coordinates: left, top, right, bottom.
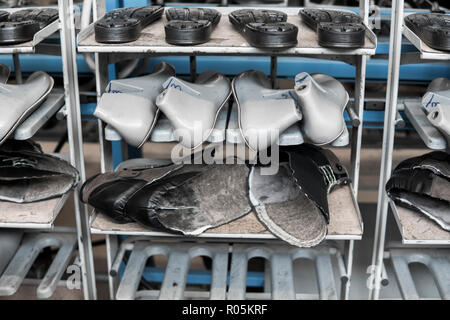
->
94, 62, 175, 148
294, 72, 348, 146
156, 70, 231, 149
422, 77, 450, 112
233, 70, 302, 151
0, 71, 53, 146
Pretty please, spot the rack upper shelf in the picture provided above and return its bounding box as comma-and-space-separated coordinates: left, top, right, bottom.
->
0, 8, 59, 54
77, 7, 377, 56
402, 13, 450, 61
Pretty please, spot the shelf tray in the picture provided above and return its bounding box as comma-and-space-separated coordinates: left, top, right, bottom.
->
0, 8, 59, 54
91, 183, 363, 241
13, 91, 65, 140
0, 193, 69, 229
403, 100, 447, 150
78, 7, 376, 56
389, 201, 450, 245
402, 14, 450, 61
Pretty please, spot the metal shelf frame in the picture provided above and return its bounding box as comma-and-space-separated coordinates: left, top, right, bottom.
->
370, 1, 450, 300
85, 0, 372, 300
0, 1, 97, 300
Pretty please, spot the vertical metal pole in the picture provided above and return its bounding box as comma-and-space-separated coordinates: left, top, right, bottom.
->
270, 56, 277, 89
369, 0, 404, 300
190, 55, 197, 82
342, 0, 369, 301
58, 0, 97, 299
93, 0, 118, 298
12, 54, 22, 84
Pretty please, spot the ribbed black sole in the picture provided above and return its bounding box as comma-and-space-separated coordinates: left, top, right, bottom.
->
229, 9, 298, 48
164, 8, 221, 45
0, 9, 58, 45
165, 20, 212, 45
299, 8, 365, 48
95, 6, 163, 44
405, 13, 450, 52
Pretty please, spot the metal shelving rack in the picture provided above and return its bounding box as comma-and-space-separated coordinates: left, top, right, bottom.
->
370, 0, 450, 300
78, 1, 375, 300
0, 1, 96, 300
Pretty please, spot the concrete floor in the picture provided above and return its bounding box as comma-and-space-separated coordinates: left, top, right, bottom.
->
0, 141, 444, 300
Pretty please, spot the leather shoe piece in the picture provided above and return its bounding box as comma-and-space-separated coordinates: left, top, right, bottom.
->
81, 159, 181, 223
294, 72, 348, 145
0, 9, 58, 45
94, 62, 175, 148
156, 70, 231, 149
0, 141, 79, 203
125, 163, 251, 235
386, 151, 450, 231
284, 144, 350, 223
95, 6, 163, 43
299, 8, 365, 48
404, 13, 450, 52
165, 8, 221, 45
229, 9, 298, 48
233, 70, 302, 151
249, 162, 327, 248
0, 71, 54, 146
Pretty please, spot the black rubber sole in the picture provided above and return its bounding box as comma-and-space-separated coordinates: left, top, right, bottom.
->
229, 9, 298, 48
404, 13, 450, 52
0, 9, 58, 45
165, 20, 212, 45
164, 8, 221, 45
299, 8, 365, 48
95, 6, 163, 44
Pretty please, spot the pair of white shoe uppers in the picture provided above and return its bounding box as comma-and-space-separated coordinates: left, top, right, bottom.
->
94, 61, 349, 152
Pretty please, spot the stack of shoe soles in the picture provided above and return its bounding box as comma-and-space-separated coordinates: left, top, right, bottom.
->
229, 9, 298, 48
81, 145, 350, 247
299, 8, 366, 48
404, 13, 450, 52
94, 6, 163, 43
95, 61, 232, 149
233, 70, 348, 151
165, 8, 221, 45
0, 70, 54, 146
0, 8, 58, 45
0, 140, 79, 203
422, 77, 450, 146
386, 152, 450, 232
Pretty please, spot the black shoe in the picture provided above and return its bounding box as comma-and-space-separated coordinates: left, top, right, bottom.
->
0, 11, 8, 22
404, 13, 450, 52
229, 9, 298, 48
95, 6, 164, 43
0, 9, 58, 45
165, 8, 221, 45
299, 8, 365, 48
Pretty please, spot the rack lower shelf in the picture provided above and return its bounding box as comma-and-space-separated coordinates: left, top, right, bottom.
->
91, 183, 363, 241
0, 193, 70, 229
389, 201, 450, 245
